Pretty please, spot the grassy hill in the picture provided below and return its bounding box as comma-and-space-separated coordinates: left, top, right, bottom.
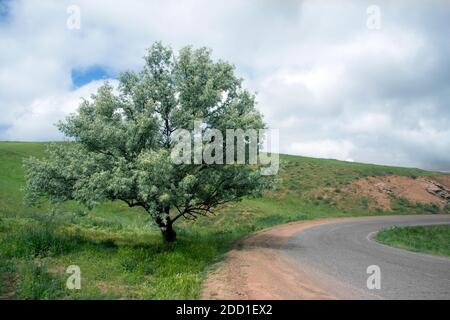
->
0, 141, 448, 299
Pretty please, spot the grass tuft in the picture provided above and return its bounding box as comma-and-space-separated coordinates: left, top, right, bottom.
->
377, 225, 450, 257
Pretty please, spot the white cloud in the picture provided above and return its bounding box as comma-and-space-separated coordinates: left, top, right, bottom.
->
289, 140, 355, 161
344, 113, 391, 134
3, 80, 116, 141
0, 0, 449, 170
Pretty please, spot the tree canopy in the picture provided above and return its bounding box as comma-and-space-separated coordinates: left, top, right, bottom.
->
24, 42, 271, 242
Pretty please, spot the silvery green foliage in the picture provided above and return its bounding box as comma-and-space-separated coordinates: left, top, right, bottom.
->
24, 42, 270, 241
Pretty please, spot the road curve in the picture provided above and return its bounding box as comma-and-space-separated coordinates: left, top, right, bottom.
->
282, 215, 450, 299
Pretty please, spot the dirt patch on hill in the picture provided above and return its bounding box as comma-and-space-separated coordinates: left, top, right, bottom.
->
431, 176, 450, 189
345, 175, 450, 210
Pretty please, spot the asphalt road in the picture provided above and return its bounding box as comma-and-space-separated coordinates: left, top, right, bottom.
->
282, 215, 450, 299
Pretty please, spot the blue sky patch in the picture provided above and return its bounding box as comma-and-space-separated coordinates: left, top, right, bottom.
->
71, 65, 114, 88
0, 0, 11, 22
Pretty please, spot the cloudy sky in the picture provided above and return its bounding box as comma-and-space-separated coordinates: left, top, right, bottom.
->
1, 0, 449, 171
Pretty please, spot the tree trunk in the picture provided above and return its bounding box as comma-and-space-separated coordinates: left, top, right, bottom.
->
161, 222, 176, 242
155, 209, 176, 242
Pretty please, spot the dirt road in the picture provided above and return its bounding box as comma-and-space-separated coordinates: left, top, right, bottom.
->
202, 215, 450, 299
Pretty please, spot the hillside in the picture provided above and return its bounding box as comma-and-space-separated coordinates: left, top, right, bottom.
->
0, 141, 449, 299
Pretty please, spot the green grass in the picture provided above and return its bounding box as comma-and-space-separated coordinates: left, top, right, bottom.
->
0, 141, 448, 299
377, 225, 450, 257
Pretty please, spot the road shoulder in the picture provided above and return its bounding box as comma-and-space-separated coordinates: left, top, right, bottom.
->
201, 217, 367, 300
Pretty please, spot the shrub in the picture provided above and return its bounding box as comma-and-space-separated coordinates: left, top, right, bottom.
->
16, 262, 64, 299
6, 224, 83, 258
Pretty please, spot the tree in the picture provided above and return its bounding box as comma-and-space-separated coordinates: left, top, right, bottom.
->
24, 42, 271, 242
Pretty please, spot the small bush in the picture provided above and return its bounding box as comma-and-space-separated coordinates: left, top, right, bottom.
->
360, 197, 369, 208
423, 203, 439, 214
121, 259, 139, 272
16, 262, 64, 299
444, 204, 450, 213
0, 253, 16, 296
6, 224, 83, 258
